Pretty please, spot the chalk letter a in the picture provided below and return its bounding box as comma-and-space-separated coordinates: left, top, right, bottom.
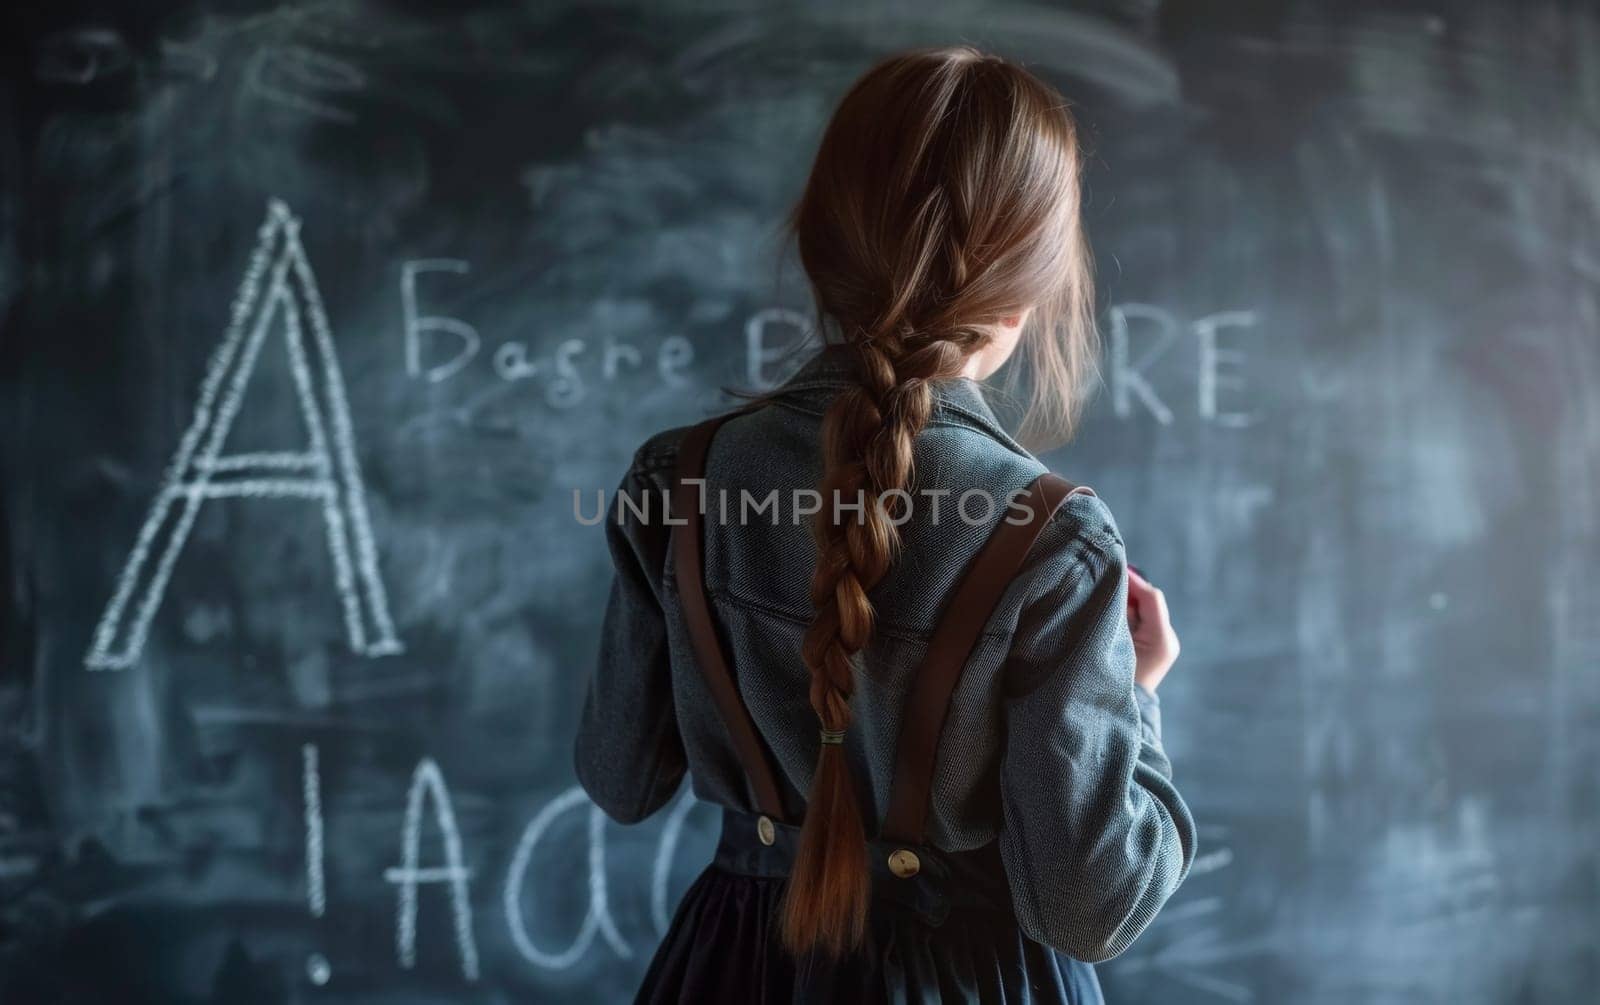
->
384, 758, 481, 981
84, 199, 403, 669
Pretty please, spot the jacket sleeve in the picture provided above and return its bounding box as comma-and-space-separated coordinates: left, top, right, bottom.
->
996, 491, 1197, 963
573, 446, 686, 824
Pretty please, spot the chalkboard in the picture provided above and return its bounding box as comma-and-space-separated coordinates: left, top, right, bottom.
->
3, 2, 1598, 1002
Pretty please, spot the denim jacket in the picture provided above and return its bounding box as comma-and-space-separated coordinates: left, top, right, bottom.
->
575, 348, 1197, 963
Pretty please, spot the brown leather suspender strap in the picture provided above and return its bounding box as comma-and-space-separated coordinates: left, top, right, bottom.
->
880, 472, 1081, 845
672, 413, 789, 822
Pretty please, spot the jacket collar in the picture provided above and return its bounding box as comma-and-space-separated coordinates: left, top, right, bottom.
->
766, 343, 1036, 461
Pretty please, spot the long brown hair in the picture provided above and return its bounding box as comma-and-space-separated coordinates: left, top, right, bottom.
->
779, 46, 1099, 957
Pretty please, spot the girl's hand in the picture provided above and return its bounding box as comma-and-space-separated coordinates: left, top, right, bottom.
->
1127, 566, 1179, 692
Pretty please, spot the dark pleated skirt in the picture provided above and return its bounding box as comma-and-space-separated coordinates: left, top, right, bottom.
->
637, 808, 1103, 1005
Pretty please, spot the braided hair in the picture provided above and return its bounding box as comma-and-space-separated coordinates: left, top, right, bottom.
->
779, 46, 1099, 957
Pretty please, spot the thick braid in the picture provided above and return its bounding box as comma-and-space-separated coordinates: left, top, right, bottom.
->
777, 43, 1097, 958
809, 332, 977, 709
781, 317, 982, 957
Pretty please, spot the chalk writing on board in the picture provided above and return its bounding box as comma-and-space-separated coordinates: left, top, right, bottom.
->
1108, 303, 1260, 426
303, 743, 327, 919
399, 258, 697, 408
394, 284, 1264, 425
1194, 311, 1259, 428
303, 743, 332, 985
383, 757, 481, 981
84, 199, 404, 669
248, 44, 365, 123
300, 751, 716, 978
401, 259, 480, 383
503, 786, 631, 970
306, 953, 332, 988
746, 307, 813, 389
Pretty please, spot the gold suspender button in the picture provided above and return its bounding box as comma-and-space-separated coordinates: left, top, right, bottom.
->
887, 848, 921, 879
756, 815, 777, 846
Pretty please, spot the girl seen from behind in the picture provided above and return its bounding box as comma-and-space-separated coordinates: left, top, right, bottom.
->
577, 44, 1196, 1004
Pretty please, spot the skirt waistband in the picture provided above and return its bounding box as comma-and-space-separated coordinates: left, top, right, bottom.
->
712, 806, 1016, 929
